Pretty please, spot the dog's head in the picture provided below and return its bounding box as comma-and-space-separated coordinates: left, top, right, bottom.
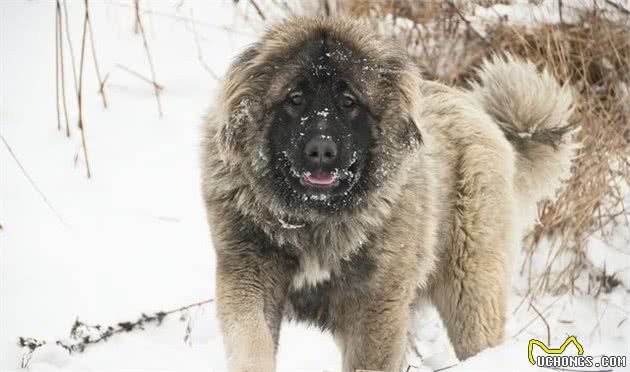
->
215, 17, 423, 218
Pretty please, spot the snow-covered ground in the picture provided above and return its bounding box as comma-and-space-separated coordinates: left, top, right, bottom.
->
1, 1, 628, 371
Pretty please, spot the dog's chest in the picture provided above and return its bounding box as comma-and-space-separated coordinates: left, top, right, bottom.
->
281, 222, 369, 290
285, 248, 376, 329
290, 254, 331, 290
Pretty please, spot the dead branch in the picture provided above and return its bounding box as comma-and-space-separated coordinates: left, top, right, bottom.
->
113, 63, 164, 90
17, 299, 213, 369
61, 0, 79, 97
605, 0, 630, 15
78, 0, 92, 178
108, 1, 256, 37
0, 134, 66, 226
189, 9, 219, 81
247, 0, 267, 21
529, 302, 551, 346
512, 297, 562, 338
86, 1, 107, 108
55, 2, 61, 132
133, 0, 163, 117
434, 362, 461, 371
56, 0, 71, 137
99, 71, 110, 98
444, 0, 490, 46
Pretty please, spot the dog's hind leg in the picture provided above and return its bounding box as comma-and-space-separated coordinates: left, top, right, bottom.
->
430, 144, 515, 360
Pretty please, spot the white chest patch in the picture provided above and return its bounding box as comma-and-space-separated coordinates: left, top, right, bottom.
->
291, 255, 331, 290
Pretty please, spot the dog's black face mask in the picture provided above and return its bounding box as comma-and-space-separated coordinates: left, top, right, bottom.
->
267, 45, 376, 213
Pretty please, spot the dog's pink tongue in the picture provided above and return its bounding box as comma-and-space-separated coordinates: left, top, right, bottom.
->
304, 172, 337, 186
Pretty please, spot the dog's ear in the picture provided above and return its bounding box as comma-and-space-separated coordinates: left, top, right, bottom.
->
400, 116, 423, 151
217, 45, 264, 155
218, 97, 256, 155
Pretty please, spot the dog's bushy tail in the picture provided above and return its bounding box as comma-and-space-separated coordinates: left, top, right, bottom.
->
470, 54, 577, 207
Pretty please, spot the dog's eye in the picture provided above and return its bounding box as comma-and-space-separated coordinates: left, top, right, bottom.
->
342, 93, 356, 108
289, 92, 303, 106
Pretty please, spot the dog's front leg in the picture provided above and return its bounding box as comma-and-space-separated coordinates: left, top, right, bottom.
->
336, 284, 414, 372
215, 247, 288, 372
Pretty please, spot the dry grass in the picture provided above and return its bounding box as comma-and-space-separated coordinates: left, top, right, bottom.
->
486, 10, 630, 298
240, 0, 630, 298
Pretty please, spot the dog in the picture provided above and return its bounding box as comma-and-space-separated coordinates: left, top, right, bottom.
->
200, 16, 575, 372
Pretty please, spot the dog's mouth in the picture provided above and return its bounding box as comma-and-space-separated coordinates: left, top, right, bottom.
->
296, 156, 361, 191
277, 150, 363, 200
300, 171, 339, 189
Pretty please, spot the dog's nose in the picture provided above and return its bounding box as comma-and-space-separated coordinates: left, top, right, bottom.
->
304, 137, 338, 166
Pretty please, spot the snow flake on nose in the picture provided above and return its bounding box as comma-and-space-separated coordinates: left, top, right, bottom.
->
316, 108, 329, 118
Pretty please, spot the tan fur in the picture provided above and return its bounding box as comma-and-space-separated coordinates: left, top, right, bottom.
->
200, 16, 575, 372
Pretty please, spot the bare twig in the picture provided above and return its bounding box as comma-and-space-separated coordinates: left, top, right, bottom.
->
17, 299, 213, 368
56, 0, 71, 137
513, 297, 562, 338
61, 0, 79, 97
434, 362, 461, 371
605, 0, 630, 15
529, 302, 551, 346
189, 9, 219, 81
55, 2, 61, 132
133, 0, 163, 117
270, 0, 294, 16
114, 64, 164, 90
107, 1, 256, 37
86, 2, 107, 108
0, 134, 66, 226
444, 0, 490, 46
99, 71, 110, 97
247, 0, 266, 21
78, 0, 92, 178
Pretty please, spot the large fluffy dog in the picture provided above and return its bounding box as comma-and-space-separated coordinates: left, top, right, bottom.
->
201, 16, 574, 372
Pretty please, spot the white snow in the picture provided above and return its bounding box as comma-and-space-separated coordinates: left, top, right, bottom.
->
317, 108, 330, 118
1, 1, 628, 372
